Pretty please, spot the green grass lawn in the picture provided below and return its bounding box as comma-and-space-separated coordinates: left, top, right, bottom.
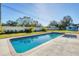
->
0, 30, 78, 39
0, 31, 52, 39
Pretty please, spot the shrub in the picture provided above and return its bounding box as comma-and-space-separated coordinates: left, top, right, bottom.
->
41, 28, 46, 32
25, 28, 32, 33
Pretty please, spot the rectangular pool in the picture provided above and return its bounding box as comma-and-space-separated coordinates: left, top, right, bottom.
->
10, 32, 62, 53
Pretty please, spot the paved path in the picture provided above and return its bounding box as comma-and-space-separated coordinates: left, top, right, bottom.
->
0, 39, 11, 56
24, 34, 79, 56
27, 38, 79, 56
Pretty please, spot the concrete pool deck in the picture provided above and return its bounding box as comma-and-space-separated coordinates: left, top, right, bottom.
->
0, 34, 79, 56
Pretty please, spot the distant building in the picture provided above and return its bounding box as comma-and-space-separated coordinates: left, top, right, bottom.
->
33, 27, 43, 32
66, 25, 79, 31
47, 26, 59, 30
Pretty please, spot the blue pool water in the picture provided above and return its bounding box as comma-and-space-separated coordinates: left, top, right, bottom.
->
10, 32, 62, 53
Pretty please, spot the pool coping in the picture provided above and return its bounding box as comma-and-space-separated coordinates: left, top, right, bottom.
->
7, 32, 63, 56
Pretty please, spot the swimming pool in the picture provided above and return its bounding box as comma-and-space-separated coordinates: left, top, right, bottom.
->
10, 32, 62, 53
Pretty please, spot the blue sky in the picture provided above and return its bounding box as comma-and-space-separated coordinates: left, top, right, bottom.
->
1, 3, 79, 26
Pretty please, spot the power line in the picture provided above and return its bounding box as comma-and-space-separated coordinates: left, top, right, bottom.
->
2, 4, 27, 15
2, 4, 39, 21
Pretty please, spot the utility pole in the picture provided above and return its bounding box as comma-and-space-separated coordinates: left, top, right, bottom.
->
0, 3, 2, 34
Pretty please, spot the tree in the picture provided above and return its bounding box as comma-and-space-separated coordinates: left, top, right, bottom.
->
61, 16, 73, 29
16, 16, 33, 26
57, 16, 73, 30
16, 17, 23, 26
31, 20, 38, 27
57, 21, 65, 30
31, 20, 42, 27
22, 16, 33, 26
6, 20, 17, 26
16, 16, 42, 27
49, 20, 58, 27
